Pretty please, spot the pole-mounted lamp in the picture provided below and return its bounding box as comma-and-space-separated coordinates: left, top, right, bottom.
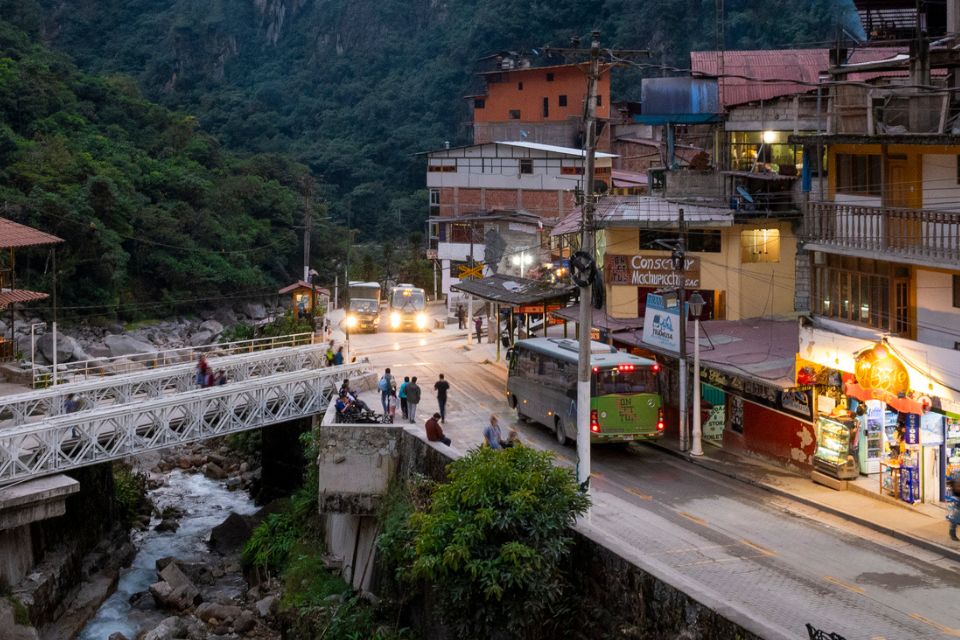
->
688, 292, 706, 456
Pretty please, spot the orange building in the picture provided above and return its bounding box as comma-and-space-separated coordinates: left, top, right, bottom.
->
470, 60, 611, 151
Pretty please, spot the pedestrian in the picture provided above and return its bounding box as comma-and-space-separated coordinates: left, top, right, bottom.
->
456, 304, 466, 330
503, 429, 521, 448
948, 476, 959, 542
425, 412, 451, 446
65, 393, 81, 438
398, 376, 410, 420
195, 354, 209, 386
378, 368, 394, 414
386, 390, 398, 424
216, 369, 227, 386
406, 376, 421, 423
474, 316, 483, 344
434, 373, 450, 423
482, 414, 504, 449
333, 346, 344, 366
325, 341, 336, 367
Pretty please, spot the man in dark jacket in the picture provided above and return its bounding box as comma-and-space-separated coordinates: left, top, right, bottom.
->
434, 373, 450, 423
405, 376, 422, 423
425, 412, 451, 446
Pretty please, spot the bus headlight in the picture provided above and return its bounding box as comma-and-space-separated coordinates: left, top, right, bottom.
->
415, 312, 428, 329
390, 312, 401, 328
345, 315, 358, 329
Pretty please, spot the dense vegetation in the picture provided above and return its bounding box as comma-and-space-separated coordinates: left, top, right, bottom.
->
5, 0, 856, 244
0, 20, 347, 318
377, 446, 590, 639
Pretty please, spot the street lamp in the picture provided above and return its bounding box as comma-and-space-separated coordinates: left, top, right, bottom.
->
511, 250, 534, 278
688, 292, 706, 457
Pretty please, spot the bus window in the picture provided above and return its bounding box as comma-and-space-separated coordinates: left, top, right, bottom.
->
594, 368, 657, 395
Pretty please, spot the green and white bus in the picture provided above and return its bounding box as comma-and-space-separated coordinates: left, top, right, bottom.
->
507, 338, 664, 444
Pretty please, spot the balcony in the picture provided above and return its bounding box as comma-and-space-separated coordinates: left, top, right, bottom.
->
805, 202, 960, 267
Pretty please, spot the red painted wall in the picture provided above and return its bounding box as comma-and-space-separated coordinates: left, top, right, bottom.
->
474, 65, 610, 123
723, 400, 816, 472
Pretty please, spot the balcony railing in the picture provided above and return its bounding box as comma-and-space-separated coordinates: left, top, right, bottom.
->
805, 202, 960, 266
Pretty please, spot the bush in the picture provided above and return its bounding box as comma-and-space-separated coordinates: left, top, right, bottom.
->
112, 462, 149, 525
380, 446, 589, 639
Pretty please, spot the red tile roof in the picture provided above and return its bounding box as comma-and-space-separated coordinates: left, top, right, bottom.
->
690, 48, 910, 108
0, 218, 63, 249
0, 289, 48, 309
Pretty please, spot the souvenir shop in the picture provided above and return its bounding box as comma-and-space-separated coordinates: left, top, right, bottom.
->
798, 325, 959, 505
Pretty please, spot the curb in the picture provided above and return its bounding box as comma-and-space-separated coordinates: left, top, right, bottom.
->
646, 442, 960, 564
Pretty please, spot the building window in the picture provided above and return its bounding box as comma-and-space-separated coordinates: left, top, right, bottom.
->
687, 230, 722, 253
427, 161, 457, 172
509, 109, 521, 119
429, 189, 440, 206
559, 94, 567, 107
474, 98, 485, 109
835, 154, 882, 197
519, 158, 533, 174
561, 166, 584, 175
740, 228, 780, 263
956, 156, 960, 184
813, 258, 897, 332
546, 72, 555, 81
542, 97, 549, 118
596, 95, 602, 106
518, 82, 524, 90
953, 274, 960, 308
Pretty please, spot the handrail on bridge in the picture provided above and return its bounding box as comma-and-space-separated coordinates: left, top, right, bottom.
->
32, 332, 316, 388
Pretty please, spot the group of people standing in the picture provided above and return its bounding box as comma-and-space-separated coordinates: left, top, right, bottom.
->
455, 304, 485, 344
195, 354, 227, 387
377, 368, 451, 441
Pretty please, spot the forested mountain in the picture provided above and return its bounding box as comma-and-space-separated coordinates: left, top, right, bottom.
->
0, 20, 342, 317
4, 0, 857, 244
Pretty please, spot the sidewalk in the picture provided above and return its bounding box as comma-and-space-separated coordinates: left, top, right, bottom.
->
649, 436, 960, 563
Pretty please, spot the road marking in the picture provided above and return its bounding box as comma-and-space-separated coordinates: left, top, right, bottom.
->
910, 613, 960, 637
678, 511, 709, 527
625, 487, 652, 500
591, 471, 604, 480
823, 576, 865, 595
739, 539, 776, 557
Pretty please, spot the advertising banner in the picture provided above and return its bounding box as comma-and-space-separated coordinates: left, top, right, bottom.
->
642, 293, 681, 352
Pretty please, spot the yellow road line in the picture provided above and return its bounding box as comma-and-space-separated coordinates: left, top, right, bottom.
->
625, 487, 652, 500
739, 539, 776, 557
910, 613, 960, 637
823, 576, 865, 595
591, 471, 604, 480
678, 511, 709, 527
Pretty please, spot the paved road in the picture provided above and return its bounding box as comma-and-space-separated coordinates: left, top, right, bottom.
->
350, 327, 960, 640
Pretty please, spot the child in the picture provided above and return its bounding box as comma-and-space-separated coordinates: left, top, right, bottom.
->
386, 391, 399, 424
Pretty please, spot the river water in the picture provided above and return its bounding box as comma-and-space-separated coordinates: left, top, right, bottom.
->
79, 470, 259, 639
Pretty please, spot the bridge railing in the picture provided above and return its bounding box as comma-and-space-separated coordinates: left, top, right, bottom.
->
0, 360, 370, 486
2, 344, 328, 426
32, 332, 315, 387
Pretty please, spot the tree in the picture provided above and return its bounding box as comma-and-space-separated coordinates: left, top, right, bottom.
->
389, 446, 590, 639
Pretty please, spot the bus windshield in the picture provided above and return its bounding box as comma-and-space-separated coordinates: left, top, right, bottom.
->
349, 299, 378, 313
594, 367, 657, 395
391, 290, 425, 309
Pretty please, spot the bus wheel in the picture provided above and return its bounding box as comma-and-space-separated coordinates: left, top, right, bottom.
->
508, 394, 518, 409
554, 417, 568, 446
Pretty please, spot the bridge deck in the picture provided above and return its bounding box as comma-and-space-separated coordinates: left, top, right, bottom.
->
0, 362, 369, 486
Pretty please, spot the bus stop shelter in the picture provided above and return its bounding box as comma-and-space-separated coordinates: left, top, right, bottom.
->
450, 274, 575, 360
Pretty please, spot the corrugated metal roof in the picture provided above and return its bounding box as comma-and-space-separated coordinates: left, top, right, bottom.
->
0, 218, 63, 249
450, 274, 575, 306
690, 48, 910, 107
494, 141, 617, 158
277, 280, 331, 295
552, 196, 734, 236
0, 289, 48, 308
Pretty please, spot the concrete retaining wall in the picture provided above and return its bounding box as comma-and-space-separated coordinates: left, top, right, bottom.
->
318, 423, 765, 638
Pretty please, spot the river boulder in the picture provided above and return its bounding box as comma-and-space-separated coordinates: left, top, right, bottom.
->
149, 562, 201, 611
195, 602, 242, 625
38, 332, 78, 363
142, 616, 187, 640
209, 512, 252, 553
104, 334, 157, 358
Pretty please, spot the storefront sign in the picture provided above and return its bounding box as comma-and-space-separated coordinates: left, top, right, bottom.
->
642, 293, 681, 352
605, 254, 701, 288
701, 367, 814, 421
781, 389, 813, 418
904, 413, 920, 445
729, 395, 744, 434
854, 343, 910, 399
920, 412, 944, 446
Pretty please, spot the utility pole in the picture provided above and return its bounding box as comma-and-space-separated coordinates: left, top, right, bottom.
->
545, 32, 650, 489
302, 178, 313, 285
676, 207, 688, 452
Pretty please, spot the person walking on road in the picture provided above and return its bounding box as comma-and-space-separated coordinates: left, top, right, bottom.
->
456, 304, 466, 330
483, 414, 504, 449
333, 346, 344, 366
398, 376, 410, 420
474, 316, 483, 344
425, 412, 451, 446
405, 376, 421, 423
378, 368, 394, 414
948, 476, 959, 542
434, 373, 450, 423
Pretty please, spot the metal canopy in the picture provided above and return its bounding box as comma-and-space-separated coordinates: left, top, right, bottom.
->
451, 274, 575, 306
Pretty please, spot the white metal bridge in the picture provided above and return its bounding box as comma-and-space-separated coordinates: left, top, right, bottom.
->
0, 361, 368, 486
0, 344, 328, 427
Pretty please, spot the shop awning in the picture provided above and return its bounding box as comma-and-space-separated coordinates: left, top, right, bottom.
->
615, 317, 800, 390
0, 289, 48, 309
551, 304, 645, 332
278, 280, 331, 296
451, 274, 575, 307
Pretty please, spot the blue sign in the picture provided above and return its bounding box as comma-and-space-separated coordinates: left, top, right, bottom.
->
904, 413, 920, 445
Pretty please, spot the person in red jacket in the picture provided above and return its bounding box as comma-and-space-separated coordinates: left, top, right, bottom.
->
424, 412, 451, 446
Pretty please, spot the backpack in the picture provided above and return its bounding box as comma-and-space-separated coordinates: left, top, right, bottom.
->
378, 376, 390, 392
